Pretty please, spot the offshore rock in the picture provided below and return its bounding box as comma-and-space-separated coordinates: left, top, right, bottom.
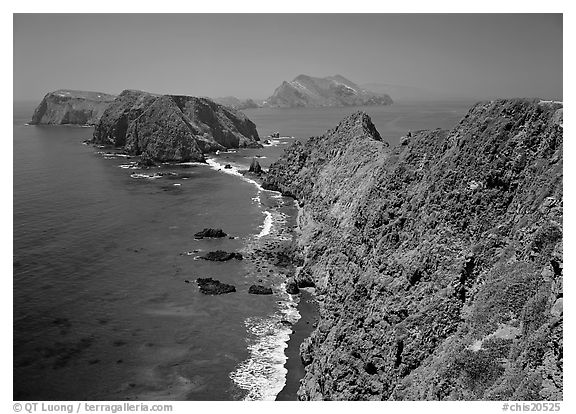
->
248, 285, 273, 295
30, 89, 116, 125
200, 250, 243, 261
264, 99, 563, 401
196, 278, 236, 295
194, 228, 227, 239
92, 90, 260, 162
265, 74, 393, 108
249, 158, 263, 174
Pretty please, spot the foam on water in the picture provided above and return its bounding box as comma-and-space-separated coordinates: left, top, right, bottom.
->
119, 163, 139, 169
262, 139, 281, 147
202, 155, 301, 400
256, 211, 273, 238
96, 152, 132, 158
130, 173, 162, 180
229, 287, 300, 401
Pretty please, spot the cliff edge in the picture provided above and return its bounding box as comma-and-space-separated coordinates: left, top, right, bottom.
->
30, 89, 116, 125
264, 99, 563, 400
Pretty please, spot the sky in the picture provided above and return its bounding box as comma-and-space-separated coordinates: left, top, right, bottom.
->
13, 14, 563, 101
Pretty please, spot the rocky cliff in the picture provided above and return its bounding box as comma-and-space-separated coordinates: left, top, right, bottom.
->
92, 90, 260, 162
265, 74, 393, 108
263, 99, 563, 400
30, 90, 116, 125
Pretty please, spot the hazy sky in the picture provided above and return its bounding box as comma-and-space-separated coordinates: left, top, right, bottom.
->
13, 14, 562, 101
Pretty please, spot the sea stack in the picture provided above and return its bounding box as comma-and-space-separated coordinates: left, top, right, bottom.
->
264, 99, 563, 401
30, 90, 116, 125
92, 90, 261, 162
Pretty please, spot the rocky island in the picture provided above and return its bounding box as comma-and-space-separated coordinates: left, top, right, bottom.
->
264, 99, 563, 400
92, 90, 261, 162
213, 96, 260, 110
265, 74, 393, 108
30, 89, 116, 125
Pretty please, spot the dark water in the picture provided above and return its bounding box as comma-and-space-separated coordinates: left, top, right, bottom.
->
13, 100, 473, 401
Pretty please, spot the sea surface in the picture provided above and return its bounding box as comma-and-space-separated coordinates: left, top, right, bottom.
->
13, 100, 473, 400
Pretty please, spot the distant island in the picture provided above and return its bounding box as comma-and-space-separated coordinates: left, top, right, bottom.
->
212, 96, 260, 110
29, 75, 396, 129
30, 89, 117, 125
264, 74, 393, 108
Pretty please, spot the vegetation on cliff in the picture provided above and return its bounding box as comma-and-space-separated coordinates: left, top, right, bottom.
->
263, 99, 563, 400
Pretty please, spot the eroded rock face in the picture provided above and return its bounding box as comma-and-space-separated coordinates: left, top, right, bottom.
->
30, 90, 116, 125
264, 99, 563, 401
92, 90, 260, 161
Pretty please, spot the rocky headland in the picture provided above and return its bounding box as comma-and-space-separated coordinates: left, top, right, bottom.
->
265, 74, 393, 108
30, 89, 116, 125
263, 99, 563, 400
92, 90, 261, 162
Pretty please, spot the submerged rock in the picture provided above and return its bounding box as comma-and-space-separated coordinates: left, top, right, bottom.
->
248, 285, 273, 295
194, 228, 227, 239
196, 278, 236, 295
201, 250, 243, 261
30, 89, 116, 125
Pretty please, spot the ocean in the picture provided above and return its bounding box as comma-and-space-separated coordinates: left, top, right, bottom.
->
13, 100, 473, 401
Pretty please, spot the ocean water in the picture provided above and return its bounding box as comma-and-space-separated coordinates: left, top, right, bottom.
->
13, 100, 473, 401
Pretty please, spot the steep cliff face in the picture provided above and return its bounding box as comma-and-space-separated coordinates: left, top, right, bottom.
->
266, 74, 393, 108
93, 90, 260, 162
30, 90, 116, 125
263, 99, 563, 400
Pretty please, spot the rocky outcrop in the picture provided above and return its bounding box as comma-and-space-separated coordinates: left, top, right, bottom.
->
30, 90, 116, 125
200, 251, 243, 261
265, 75, 393, 108
249, 158, 263, 174
263, 99, 563, 400
196, 278, 236, 295
92, 90, 260, 162
194, 228, 227, 239
248, 285, 273, 295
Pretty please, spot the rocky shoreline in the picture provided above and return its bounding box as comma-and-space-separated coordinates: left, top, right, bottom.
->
263, 99, 563, 400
